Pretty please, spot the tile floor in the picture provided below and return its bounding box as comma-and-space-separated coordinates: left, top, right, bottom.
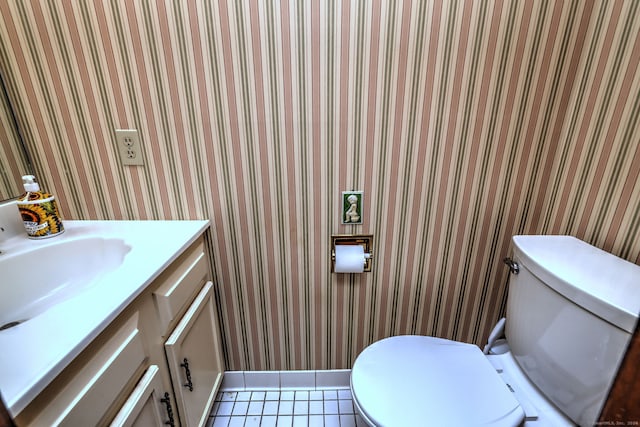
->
207, 389, 367, 427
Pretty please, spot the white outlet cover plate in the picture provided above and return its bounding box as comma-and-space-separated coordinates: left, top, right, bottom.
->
115, 129, 144, 166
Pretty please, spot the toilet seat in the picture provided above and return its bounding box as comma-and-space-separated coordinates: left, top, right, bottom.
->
350, 335, 525, 427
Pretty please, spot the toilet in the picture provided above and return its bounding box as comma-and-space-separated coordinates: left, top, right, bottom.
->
350, 235, 640, 427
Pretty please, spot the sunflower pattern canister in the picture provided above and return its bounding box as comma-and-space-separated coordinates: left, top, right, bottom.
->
17, 175, 64, 239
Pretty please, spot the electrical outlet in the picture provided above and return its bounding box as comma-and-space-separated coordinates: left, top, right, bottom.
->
115, 129, 144, 166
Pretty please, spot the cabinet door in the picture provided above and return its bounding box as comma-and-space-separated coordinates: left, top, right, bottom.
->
165, 282, 224, 427
110, 365, 171, 427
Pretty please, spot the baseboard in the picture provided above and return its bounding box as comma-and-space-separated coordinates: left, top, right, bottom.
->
221, 370, 351, 391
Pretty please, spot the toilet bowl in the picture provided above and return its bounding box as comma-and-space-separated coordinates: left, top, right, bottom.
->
350, 235, 640, 427
350, 335, 576, 427
350, 335, 525, 426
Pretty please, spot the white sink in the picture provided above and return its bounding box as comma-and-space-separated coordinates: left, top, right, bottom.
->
0, 236, 131, 329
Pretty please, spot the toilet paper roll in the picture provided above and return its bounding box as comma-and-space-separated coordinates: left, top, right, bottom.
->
334, 244, 366, 273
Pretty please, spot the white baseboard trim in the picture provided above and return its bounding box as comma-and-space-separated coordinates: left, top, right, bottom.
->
221, 369, 351, 391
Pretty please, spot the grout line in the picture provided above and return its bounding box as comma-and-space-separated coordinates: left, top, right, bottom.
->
209, 387, 365, 427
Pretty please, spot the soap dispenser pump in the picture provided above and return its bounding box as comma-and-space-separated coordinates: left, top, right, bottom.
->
17, 175, 64, 239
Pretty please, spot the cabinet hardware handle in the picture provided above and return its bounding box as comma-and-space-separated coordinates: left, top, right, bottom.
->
160, 392, 175, 427
181, 358, 194, 392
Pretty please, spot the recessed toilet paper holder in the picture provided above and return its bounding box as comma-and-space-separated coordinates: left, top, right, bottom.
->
331, 234, 373, 272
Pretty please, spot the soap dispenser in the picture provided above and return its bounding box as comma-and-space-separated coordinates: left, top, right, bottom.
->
17, 175, 64, 239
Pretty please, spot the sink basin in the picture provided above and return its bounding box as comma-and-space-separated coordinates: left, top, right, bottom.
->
0, 237, 131, 329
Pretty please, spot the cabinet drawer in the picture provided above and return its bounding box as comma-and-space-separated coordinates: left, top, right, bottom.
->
153, 239, 208, 335
27, 314, 147, 427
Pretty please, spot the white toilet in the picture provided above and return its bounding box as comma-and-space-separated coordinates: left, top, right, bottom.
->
350, 235, 640, 427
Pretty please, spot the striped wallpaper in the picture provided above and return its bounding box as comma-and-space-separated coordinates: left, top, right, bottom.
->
0, 75, 29, 200
0, 0, 638, 371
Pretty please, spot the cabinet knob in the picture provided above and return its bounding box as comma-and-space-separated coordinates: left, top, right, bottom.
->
181, 358, 194, 392
160, 392, 175, 427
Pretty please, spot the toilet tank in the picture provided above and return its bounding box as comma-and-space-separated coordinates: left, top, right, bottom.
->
505, 235, 640, 427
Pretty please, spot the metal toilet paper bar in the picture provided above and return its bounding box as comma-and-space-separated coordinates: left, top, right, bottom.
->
331, 234, 373, 273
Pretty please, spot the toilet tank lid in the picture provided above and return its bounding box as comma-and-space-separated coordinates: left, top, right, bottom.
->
513, 235, 640, 333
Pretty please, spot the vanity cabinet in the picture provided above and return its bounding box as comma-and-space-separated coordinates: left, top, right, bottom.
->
14, 234, 224, 427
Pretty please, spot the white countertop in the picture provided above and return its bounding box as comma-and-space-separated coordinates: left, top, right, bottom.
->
0, 220, 209, 415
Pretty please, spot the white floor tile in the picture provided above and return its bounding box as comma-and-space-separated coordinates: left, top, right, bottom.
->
278, 400, 294, 415
355, 414, 367, 427
324, 414, 341, 427
323, 390, 338, 400
244, 415, 261, 427
309, 401, 324, 415
338, 389, 352, 400
209, 383, 365, 426
263, 401, 280, 416
216, 401, 234, 416
250, 391, 266, 401
340, 414, 356, 427
266, 391, 281, 400
277, 415, 293, 427
308, 415, 324, 427
323, 400, 339, 415
247, 401, 263, 416
220, 391, 237, 402
236, 391, 252, 401
280, 391, 296, 401
308, 390, 324, 400
211, 416, 230, 427
228, 416, 246, 427
338, 399, 354, 414
294, 390, 310, 400
294, 400, 309, 415
261, 415, 278, 427
212, 401, 221, 414
292, 415, 309, 427
231, 401, 248, 416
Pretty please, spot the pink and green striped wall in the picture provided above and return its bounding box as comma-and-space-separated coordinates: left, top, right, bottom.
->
0, 0, 638, 370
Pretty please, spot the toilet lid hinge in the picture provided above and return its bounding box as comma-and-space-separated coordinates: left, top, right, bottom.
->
503, 257, 519, 275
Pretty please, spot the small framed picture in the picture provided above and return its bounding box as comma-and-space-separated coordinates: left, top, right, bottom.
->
342, 191, 363, 224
